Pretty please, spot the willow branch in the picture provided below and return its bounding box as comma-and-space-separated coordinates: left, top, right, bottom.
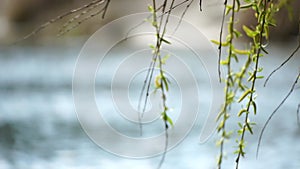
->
257, 71, 300, 158
15, 0, 106, 43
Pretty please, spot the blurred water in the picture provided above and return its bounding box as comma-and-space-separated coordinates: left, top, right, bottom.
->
0, 43, 299, 169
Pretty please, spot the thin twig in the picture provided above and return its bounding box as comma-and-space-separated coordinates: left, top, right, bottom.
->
15, 0, 105, 43
137, 0, 165, 136
125, 15, 151, 39
155, 1, 175, 168
256, 71, 300, 158
57, 5, 108, 37
297, 103, 300, 127
126, 0, 192, 38
172, 0, 194, 35
137, 59, 157, 135
235, 0, 268, 168
264, 39, 300, 87
265, 18, 300, 86
156, 55, 170, 169
141, 0, 167, 117
217, 1, 233, 169
199, 0, 203, 11
101, 0, 111, 19
59, 1, 103, 34
157, 124, 169, 169
218, 0, 228, 83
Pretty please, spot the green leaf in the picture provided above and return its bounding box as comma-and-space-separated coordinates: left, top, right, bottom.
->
247, 73, 254, 81
162, 76, 169, 91
268, 22, 276, 27
233, 48, 250, 55
256, 76, 264, 79
233, 29, 242, 38
232, 53, 239, 62
154, 75, 161, 88
148, 5, 154, 13
217, 120, 224, 132
237, 109, 248, 117
246, 123, 253, 134
220, 59, 229, 65
238, 89, 252, 102
224, 131, 232, 139
216, 139, 223, 146
242, 25, 257, 38
238, 122, 243, 128
251, 101, 257, 115
211, 40, 229, 46
225, 5, 232, 15
152, 21, 158, 27
161, 38, 171, 45
149, 44, 155, 49
226, 92, 235, 102
264, 25, 269, 40
161, 54, 170, 64
240, 3, 253, 9
166, 116, 174, 127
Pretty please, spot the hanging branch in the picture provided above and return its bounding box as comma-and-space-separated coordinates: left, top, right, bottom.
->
264, 38, 300, 86
57, 0, 111, 37
235, 1, 269, 168
137, 1, 169, 135
217, 0, 228, 83
136, 0, 195, 139
215, 0, 240, 168
15, 0, 107, 43
257, 71, 300, 158
172, 0, 194, 35
154, 1, 175, 169
58, 1, 104, 34
136, 0, 176, 168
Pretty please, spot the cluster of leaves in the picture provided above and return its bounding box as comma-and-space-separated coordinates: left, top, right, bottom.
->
140, 0, 174, 135
138, 1, 176, 168
212, 0, 298, 169
137, 1, 204, 168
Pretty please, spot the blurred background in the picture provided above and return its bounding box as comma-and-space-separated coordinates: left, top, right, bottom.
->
0, 0, 299, 169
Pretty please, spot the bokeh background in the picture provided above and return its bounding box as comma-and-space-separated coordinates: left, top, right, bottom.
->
0, 0, 299, 169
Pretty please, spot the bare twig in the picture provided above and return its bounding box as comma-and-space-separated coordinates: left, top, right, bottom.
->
264, 40, 300, 87
199, 0, 203, 11
57, 0, 110, 36
218, 0, 228, 83
156, 118, 169, 169
126, 0, 192, 38
101, 0, 111, 19
137, 0, 166, 135
265, 18, 300, 86
59, 1, 103, 34
297, 103, 300, 127
257, 71, 300, 158
57, 3, 110, 37
15, 0, 106, 43
172, 0, 194, 35
138, 1, 176, 168
137, 58, 157, 134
